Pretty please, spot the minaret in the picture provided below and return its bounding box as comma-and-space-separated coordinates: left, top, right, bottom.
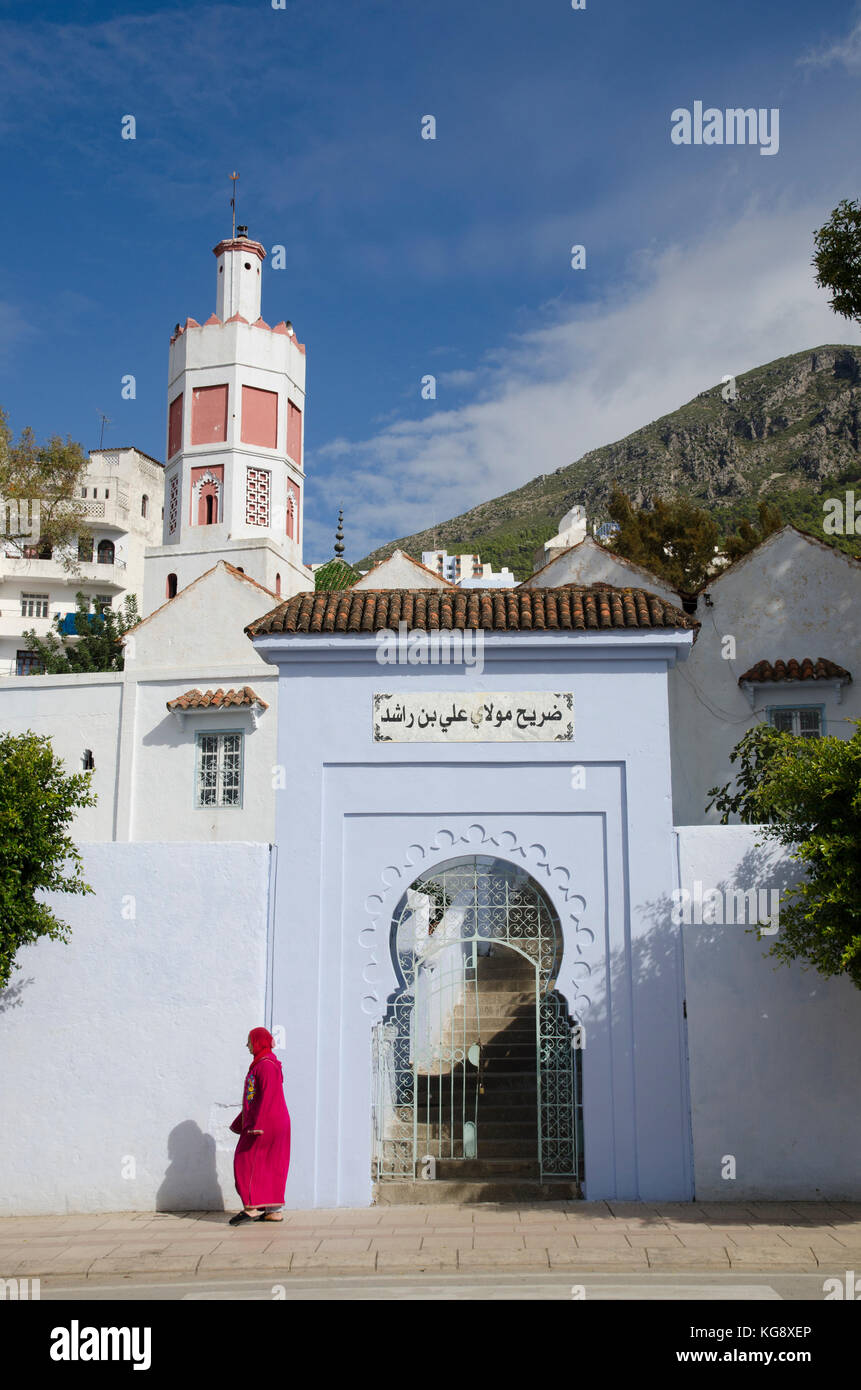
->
143, 222, 312, 612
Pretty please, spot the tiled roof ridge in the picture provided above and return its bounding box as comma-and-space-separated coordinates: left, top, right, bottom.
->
246, 582, 699, 637
166, 685, 269, 712
738, 657, 852, 684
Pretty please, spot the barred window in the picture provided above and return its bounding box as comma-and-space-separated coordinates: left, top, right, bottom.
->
769, 707, 822, 738
21, 593, 49, 618
196, 732, 243, 808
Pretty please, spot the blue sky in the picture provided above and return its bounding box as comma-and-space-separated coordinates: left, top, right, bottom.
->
2, 0, 861, 560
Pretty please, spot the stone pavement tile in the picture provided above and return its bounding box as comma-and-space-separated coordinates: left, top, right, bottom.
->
746, 1203, 817, 1222
722, 1230, 794, 1248
281, 1212, 339, 1227
572, 1231, 635, 1249
624, 1231, 684, 1248
289, 1252, 377, 1272
472, 1234, 526, 1250
671, 1233, 737, 1249
645, 1249, 731, 1270
421, 1234, 472, 1250
316, 1237, 373, 1254
828, 1229, 861, 1246
523, 1233, 576, 1250
88, 1253, 202, 1274
728, 1248, 817, 1269
604, 1202, 662, 1218
423, 1223, 479, 1236
22, 1246, 126, 1275
196, 1250, 294, 1272
376, 1250, 458, 1271
369, 1235, 424, 1251
458, 1249, 550, 1270
777, 1229, 846, 1248
548, 1250, 648, 1269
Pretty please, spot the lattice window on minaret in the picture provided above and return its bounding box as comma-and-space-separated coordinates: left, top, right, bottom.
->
246, 467, 271, 527
168, 473, 179, 534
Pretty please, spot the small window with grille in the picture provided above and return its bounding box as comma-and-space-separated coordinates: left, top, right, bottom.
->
21, 593, 49, 618
768, 706, 823, 738
195, 732, 243, 808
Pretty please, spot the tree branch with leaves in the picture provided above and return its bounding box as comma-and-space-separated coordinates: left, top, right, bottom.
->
707, 722, 861, 988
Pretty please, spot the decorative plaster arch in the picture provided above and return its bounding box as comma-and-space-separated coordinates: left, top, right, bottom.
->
191, 470, 222, 524
360, 822, 595, 1031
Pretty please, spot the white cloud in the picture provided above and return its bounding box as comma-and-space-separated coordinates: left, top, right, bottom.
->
307, 204, 861, 561
798, 16, 861, 71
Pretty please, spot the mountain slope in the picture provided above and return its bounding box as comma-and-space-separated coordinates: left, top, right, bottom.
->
357, 345, 861, 579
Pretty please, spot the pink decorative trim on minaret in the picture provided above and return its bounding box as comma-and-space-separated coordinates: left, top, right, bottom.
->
225, 312, 249, 324
204, 314, 222, 326
213, 237, 266, 262
252, 317, 271, 330
272, 321, 290, 335
184, 317, 200, 329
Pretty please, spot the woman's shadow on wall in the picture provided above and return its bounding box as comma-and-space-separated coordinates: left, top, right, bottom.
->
156, 1120, 225, 1212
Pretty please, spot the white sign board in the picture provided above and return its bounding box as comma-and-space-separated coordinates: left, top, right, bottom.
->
373, 692, 574, 742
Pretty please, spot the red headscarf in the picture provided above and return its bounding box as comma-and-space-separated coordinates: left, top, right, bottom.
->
248, 1027, 275, 1061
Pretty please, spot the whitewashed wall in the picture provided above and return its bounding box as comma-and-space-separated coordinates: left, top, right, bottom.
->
0, 842, 271, 1214
679, 824, 861, 1200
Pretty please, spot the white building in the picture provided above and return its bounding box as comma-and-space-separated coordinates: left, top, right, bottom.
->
143, 226, 313, 611
0, 561, 281, 841
532, 503, 589, 570
520, 524, 861, 826
422, 549, 515, 587
0, 446, 164, 676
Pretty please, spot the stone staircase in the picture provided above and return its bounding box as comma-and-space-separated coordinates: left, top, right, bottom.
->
375, 948, 580, 1204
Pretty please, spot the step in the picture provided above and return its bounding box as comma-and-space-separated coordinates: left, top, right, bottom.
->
373, 1179, 581, 1205
434, 1157, 540, 1180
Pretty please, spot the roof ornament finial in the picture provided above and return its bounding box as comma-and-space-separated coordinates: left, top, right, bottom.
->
230, 171, 239, 239
334, 508, 345, 558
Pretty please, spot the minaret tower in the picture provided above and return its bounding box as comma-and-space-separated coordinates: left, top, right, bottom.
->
143, 222, 312, 612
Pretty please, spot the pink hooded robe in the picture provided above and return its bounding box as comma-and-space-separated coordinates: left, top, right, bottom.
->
230, 1028, 291, 1207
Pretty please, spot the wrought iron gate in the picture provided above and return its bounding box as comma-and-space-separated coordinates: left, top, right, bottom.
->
372, 855, 582, 1184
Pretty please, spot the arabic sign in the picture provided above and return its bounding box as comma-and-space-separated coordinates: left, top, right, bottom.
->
373, 692, 574, 742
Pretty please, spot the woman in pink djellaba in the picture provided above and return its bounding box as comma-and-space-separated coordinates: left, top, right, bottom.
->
228, 1027, 291, 1225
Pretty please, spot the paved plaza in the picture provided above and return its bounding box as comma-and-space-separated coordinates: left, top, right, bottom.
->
2, 1201, 860, 1282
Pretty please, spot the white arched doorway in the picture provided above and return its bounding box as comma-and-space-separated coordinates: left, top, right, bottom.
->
372, 854, 582, 1191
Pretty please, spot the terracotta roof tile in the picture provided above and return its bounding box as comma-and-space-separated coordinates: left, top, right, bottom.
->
246, 583, 699, 638
738, 658, 851, 685
166, 686, 269, 712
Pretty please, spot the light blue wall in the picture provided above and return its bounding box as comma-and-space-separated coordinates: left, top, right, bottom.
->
257, 629, 696, 1206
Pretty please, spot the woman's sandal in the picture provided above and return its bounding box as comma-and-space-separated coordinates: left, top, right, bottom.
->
229, 1210, 260, 1226
256, 1212, 284, 1221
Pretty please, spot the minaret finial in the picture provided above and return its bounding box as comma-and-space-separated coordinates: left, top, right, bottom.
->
230, 171, 239, 238
334, 508, 345, 558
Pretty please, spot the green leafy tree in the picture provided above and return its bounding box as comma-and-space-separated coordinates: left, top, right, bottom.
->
812, 198, 861, 323
606, 485, 720, 593
723, 500, 784, 563
23, 592, 139, 673
707, 722, 861, 987
0, 407, 91, 561
0, 732, 95, 992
